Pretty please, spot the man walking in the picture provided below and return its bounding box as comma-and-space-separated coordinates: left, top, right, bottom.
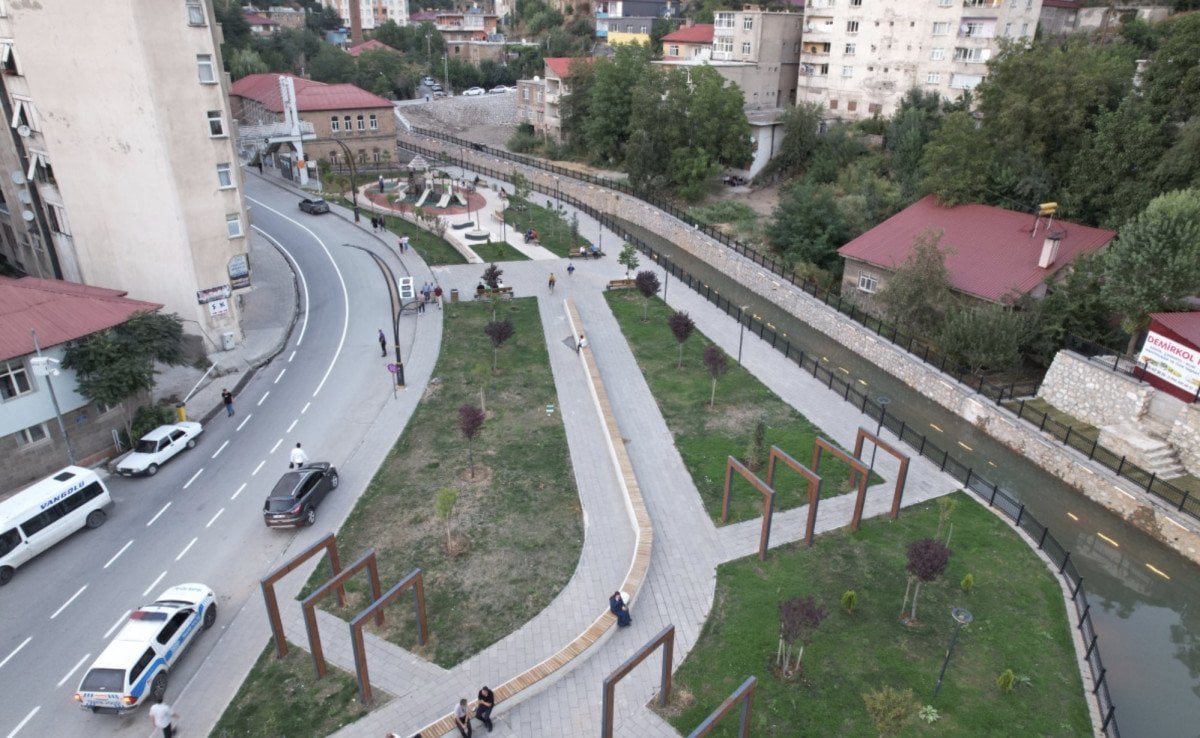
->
148, 696, 178, 738
548, 273, 557, 293
567, 263, 575, 277
289, 442, 309, 470
379, 329, 388, 357
576, 334, 587, 353
433, 285, 443, 309
221, 388, 235, 417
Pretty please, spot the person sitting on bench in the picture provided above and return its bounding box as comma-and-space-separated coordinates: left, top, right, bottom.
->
591, 243, 600, 259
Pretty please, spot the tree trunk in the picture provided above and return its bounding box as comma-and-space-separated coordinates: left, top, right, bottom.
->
910, 581, 923, 622
776, 637, 785, 667
678, 343, 684, 369
794, 643, 805, 674
468, 443, 474, 479
710, 378, 717, 408
493, 347, 498, 371
901, 576, 913, 618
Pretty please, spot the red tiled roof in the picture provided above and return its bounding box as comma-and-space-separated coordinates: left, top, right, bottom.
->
410, 10, 438, 21
243, 12, 278, 26
661, 24, 714, 44
0, 278, 161, 361
230, 73, 393, 112
347, 39, 398, 57
544, 57, 593, 79
838, 195, 1116, 303
1150, 312, 1200, 347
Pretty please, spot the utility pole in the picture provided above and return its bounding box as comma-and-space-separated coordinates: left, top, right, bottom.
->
30, 329, 76, 466
443, 53, 450, 94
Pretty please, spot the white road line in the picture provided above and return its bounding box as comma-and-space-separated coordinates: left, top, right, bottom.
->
249, 220, 309, 346
7, 705, 39, 737
212, 440, 229, 459
287, 419, 298, 433
142, 571, 167, 597
175, 537, 198, 561
146, 502, 171, 527
183, 468, 203, 489
0, 637, 31, 670
288, 350, 297, 362
237, 413, 252, 431
103, 611, 130, 639
257, 391, 270, 406
302, 402, 311, 414
104, 540, 133, 569
270, 438, 282, 454
252, 460, 266, 476
206, 508, 225, 528
56, 653, 90, 687
231, 482, 247, 500
50, 585, 87, 620
275, 368, 286, 383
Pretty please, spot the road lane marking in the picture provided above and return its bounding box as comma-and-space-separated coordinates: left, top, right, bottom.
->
231, 482, 247, 500
271, 439, 282, 454
0, 637, 31, 670
146, 502, 171, 527
142, 571, 167, 596
104, 611, 130, 639
287, 419, 298, 433
175, 537, 198, 561
237, 413, 252, 431
56, 653, 90, 687
257, 391, 270, 406
1146, 563, 1170, 580
7, 705, 39, 737
104, 540, 133, 569
207, 508, 225, 528
183, 468, 203, 489
275, 368, 287, 383
289, 350, 297, 362
249, 220, 309, 346
252, 460, 266, 476
1097, 532, 1119, 548
302, 402, 311, 414
50, 585, 87, 620
212, 440, 229, 458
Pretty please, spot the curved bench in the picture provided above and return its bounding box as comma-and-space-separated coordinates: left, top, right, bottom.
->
412, 299, 653, 736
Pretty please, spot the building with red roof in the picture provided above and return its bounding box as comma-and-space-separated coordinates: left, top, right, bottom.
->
517, 57, 594, 141
1138, 312, 1200, 402
243, 12, 280, 36
0, 277, 162, 485
346, 39, 399, 58
660, 23, 714, 60
229, 73, 397, 170
838, 195, 1116, 309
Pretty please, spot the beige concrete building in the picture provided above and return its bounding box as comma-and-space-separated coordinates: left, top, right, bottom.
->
800, 0, 1043, 120
321, 0, 409, 31
0, 0, 251, 351
517, 57, 593, 142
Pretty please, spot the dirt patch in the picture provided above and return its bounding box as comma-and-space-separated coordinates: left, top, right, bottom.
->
704, 404, 761, 434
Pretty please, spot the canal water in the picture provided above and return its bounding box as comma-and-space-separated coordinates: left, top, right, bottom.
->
620, 218, 1200, 737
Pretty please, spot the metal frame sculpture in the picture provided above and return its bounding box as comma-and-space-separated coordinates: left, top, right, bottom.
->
687, 676, 757, 738
349, 568, 428, 704
601, 625, 675, 738
811, 437, 870, 532
852, 426, 910, 520
720, 456, 775, 560
300, 549, 382, 678
765, 446, 824, 547
259, 533, 344, 658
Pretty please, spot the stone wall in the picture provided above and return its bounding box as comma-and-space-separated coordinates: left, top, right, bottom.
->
399, 130, 1200, 567
1038, 350, 1153, 428
1169, 403, 1200, 477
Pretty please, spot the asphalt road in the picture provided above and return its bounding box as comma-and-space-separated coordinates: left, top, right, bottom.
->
0, 177, 409, 737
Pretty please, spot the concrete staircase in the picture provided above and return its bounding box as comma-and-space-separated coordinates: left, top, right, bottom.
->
1100, 421, 1187, 480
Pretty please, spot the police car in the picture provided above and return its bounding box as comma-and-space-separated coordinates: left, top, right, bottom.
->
73, 583, 217, 713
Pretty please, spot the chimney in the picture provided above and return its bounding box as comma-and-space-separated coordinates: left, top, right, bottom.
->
1038, 233, 1062, 269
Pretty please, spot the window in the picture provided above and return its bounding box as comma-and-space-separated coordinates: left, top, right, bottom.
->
47, 203, 70, 234
15, 422, 48, 448
157, 611, 191, 644
1021, 22, 1029, 35
343, 115, 351, 130
847, 100, 858, 112
858, 271, 878, 293
129, 648, 156, 684
0, 528, 21, 558
714, 11, 734, 29
846, 21, 859, 33
356, 114, 364, 131
715, 36, 733, 54
930, 47, 945, 61
829, 99, 838, 110
850, 0, 862, 5
932, 22, 949, 35
845, 43, 856, 55
186, 0, 205, 25
842, 66, 853, 77
741, 42, 752, 55
950, 73, 984, 89
743, 16, 753, 30
206, 110, 224, 137
216, 162, 233, 189
953, 47, 988, 63
926, 71, 942, 84
196, 54, 216, 83
10, 96, 38, 132
372, 148, 381, 163
1004, 22, 1013, 36
0, 359, 31, 399
938, 0, 952, 6
0, 41, 18, 75
668, 44, 679, 56
25, 151, 52, 184
868, 103, 882, 114
369, 113, 378, 130
225, 213, 243, 238
330, 116, 339, 131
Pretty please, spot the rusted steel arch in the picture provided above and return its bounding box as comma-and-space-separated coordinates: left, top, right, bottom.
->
811, 437, 872, 532
852, 426, 910, 520
601, 625, 675, 738
721, 456, 775, 560
688, 676, 757, 738
765, 445, 824, 547
349, 568, 428, 704
300, 549, 382, 679
259, 533, 344, 658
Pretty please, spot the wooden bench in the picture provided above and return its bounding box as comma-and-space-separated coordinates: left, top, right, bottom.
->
474, 286, 514, 300
567, 249, 605, 259
606, 278, 636, 291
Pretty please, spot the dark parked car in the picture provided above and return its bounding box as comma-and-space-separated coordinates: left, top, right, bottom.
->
262, 463, 339, 527
299, 198, 330, 214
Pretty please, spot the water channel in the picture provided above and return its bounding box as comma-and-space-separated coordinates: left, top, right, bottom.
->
619, 219, 1200, 737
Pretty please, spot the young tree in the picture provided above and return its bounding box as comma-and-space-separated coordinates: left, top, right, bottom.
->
936, 304, 1034, 374
483, 319, 515, 370
766, 178, 849, 269
904, 538, 952, 623
634, 270, 660, 322
702, 345, 728, 408
435, 486, 459, 553
759, 103, 824, 180
618, 242, 640, 277
458, 404, 486, 478
920, 111, 992, 206
874, 229, 953, 337
667, 310, 695, 368
777, 596, 828, 677
745, 415, 767, 473
481, 263, 504, 289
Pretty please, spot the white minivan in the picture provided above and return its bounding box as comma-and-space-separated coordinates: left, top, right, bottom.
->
0, 466, 113, 585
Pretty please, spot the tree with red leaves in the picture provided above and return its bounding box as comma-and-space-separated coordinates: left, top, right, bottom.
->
902, 538, 952, 623
459, 404, 485, 478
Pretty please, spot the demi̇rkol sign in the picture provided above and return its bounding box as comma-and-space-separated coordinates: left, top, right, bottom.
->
1138, 330, 1200, 394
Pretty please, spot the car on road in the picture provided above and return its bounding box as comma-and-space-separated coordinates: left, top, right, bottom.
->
422, 76, 436, 87
432, 90, 448, 98
263, 463, 339, 527
299, 197, 330, 214
74, 583, 217, 713
116, 422, 202, 477
462, 86, 486, 96
429, 82, 443, 92
488, 85, 513, 94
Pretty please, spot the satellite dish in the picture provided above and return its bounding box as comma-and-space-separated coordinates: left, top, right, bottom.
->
10, 170, 24, 184
17, 125, 30, 137
21, 209, 34, 221
17, 189, 30, 204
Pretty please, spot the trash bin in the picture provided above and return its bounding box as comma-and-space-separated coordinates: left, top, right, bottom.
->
221, 331, 237, 351
176, 403, 187, 422
450, 288, 460, 303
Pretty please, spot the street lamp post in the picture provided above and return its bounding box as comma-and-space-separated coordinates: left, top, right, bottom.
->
30, 329, 76, 466
932, 607, 973, 701
662, 257, 670, 301
868, 395, 891, 472
554, 177, 561, 211
330, 138, 360, 223
737, 305, 750, 366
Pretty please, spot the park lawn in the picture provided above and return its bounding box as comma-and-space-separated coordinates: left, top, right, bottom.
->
606, 291, 880, 524
471, 238, 528, 263
211, 640, 388, 738
504, 195, 590, 258
298, 298, 582, 667
666, 493, 1091, 737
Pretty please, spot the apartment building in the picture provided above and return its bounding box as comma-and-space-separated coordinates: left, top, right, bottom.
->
800, 0, 1043, 120
321, 0, 409, 31
0, 0, 251, 351
517, 57, 593, 141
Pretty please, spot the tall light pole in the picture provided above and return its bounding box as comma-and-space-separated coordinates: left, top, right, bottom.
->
737, 305, 750, 366
867, 395, 891, 472
30, 329, 76, 465
330, 138, 360, 223
933, 607, 973, 701
443, 53, 450, 94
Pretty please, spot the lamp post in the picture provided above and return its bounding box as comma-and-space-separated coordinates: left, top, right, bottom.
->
737, 305, 750, 366
30, 329, 76, 466
330, 138, 359, 223
868, 395, 891, 472
662, 256, 670, 301
932, 607, 973, 701
555, 177, 561, 211
443, 53, 449, 94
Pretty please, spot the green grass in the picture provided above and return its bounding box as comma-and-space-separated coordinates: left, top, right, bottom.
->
686, 200, 763, 243
504, 196, 590, 258
666, 493, 1091, 737
606, 291, 880, 523
335, 196, 468, 266
211, 640, 387, 738
470, 238, 528, 263
299, 299, 582, 668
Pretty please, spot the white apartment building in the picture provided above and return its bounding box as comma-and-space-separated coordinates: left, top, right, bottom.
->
0, 0, 252, 351
800, 0, 1043, 120
322, 0, 410, 31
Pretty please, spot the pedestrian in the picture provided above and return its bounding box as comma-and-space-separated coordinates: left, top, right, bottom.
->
379, 329, 388, 357
417, 293, 426, 314
289, 442, 309, 470
434, 285, 443, 309
567, 263, 575, 277
475, 686, 495, 732
609, 590, 632, 627
400, 235, 410, 253
454, 697, 473, 737
576, 334, 587, 353
221, 388, 235, 417
373, 216, 380, 232
256, 159, 264, 174
148, 696, 179, 738
548, 273, 557, 293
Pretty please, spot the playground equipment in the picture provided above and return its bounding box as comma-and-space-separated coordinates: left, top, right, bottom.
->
414, 185, 433, 208
435, 180, 453, 209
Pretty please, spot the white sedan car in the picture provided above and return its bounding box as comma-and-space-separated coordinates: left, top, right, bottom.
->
116, 421, 203, 476
462, 86, 486, 96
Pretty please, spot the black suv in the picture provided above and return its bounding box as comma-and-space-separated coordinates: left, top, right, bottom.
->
262, 463, 339, 527
299, 197, 330, 214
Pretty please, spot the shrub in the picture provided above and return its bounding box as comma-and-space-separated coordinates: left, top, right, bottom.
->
841, 590, 858, 614
130, 403, 176, 446
997, 668, 1016, 694
960, 573, 974, 593
862, 685, 916, 737
918, 704, 941, 724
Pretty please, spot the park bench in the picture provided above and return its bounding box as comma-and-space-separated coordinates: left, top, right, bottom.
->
606, 278, 637, 291
567, 249, 605, 259
475, 286, 514, 300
